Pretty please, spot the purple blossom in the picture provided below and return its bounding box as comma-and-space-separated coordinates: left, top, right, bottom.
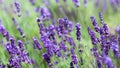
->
42, 53, 51, 64
72, 0, 80, 7
76, 23, 81, 41
14, 1, 20, 13
90, 16, 100, 33
18, 40, 24, 51
84, 0, 87, 7
71, 55, 78, 64
32, 37, 42, 50
116, 26, 120, 34
88, 27, 99, 45
59, 41, 67, 52
29, 0, 35, 5
103, 56, 114, 68
40, 7, 51, 20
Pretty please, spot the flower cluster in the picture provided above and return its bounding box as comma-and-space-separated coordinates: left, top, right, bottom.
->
0, 0, 120, 68
88, 12, 120, 68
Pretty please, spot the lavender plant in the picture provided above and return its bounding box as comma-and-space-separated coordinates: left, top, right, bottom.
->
0, 0, 120, 68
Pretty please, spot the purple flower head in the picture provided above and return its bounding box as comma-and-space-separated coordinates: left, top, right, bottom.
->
58, 18, 66, 35
40, 7, 51, 20
72, 0, 80, 7
102, 23, 109, 35
32, 37, 42, 50
88, 27, 99, 45
29, 0, 35, 5
90, 16, 100, 32
90, 16, 98, 26
103, 57, 114, 68
76, 23, 81, 41
18, 40, 24, 51
71, 48, 75, 55
99, 12, 104, 24
17, 27, 26, 38
59, 41, 67, 52
5, 42, 13, 54
0, 24, 8, 37
43, 0, 50, 6
55, 0, 59, 3
65, 36, 75, 46
12, 17, 18, 26
84, 0, 87, 7
9, 36, 15, 45
116, 26, 120, 34
67, 21, 73, 32
14, 1, 20, 13
42, 53, 51, 63
71, 55, 78, 64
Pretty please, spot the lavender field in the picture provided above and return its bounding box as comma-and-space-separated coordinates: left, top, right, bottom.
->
0, 0, 120, 68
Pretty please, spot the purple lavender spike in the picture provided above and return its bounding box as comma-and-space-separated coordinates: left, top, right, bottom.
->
103, 56, 114, 68
18, 40, 24, 51
96, 59, 103, 68
32, 37, 42, 50
17, 27, 26, 38
14, 1, 20, 13
42, 53, 51, 63
71, 55, 78, 64
88, 27, 99, 45
102, 23, 109, 36
29, 0, 35, 5
12, 17, 18, 26
116, 26, 120, 34
59, 41, 67, 52
67, 21, 73, 32
99, 12, 104, 24
40, 7, 51, 20
90, 16, 100, 33
84, 0, 87, 7
72, 0, 80, 7
76, 23, 81, 41
65, 36, 76, 48
116, 26, 120, 44
55, 0, 59, 3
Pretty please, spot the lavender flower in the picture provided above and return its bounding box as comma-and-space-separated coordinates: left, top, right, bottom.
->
32, 37, 42, 50
84, 0, 87, 7
72, 0, 80, 7
99, 12, 104, 24
14, 1, 20, 13
18, 40, 24, 51
88, 27, 99, 45
42, 53, 51, 64
116, 26, 120, 34
103, 56, 114, 68
90, 16, 100, 33
76, 23, 81, 41
40, 7, 51, 20
59, 41, 67, 52
29, 0, 35, 5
